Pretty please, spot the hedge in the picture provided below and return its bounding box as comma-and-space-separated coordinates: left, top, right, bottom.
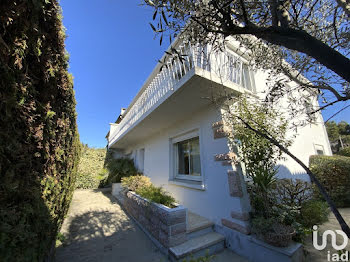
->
309, 155, 350, 207
76, 146, 107, 189
0, 1, 80, 261
337, 147, 350, 157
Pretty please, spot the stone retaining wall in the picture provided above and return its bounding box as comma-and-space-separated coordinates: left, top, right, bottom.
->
124, 191, 187, 248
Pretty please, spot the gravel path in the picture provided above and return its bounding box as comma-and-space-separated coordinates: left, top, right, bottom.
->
55, 188, 248, 262
55, 188, 167, 262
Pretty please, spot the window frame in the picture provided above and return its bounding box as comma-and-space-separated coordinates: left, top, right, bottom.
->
171, 129, 203, 182
314, 144, 325, 155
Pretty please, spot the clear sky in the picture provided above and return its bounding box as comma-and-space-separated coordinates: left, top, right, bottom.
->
60, 0, 349, 148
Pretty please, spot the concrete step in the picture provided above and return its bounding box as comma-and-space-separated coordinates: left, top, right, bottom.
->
169, 232, 225, 261
187, 212, 214, 239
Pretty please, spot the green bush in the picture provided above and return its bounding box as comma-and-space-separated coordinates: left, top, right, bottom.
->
274, 179, 312, 206
299, 200, 329, 228
136, 185, 176, 208
0, 1, 80, 261
75, 147, 107, 189
121, 175, 152, 192
251, 216, 274, 235
310, 155, 350, 207
122, 175, 175, 207
104, 157, 139, 184
337, 147, 350, 157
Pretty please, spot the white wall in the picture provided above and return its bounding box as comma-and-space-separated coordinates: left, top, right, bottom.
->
125, 105, 248, 224
119, 46, 332, 223
123, 97, 331, 224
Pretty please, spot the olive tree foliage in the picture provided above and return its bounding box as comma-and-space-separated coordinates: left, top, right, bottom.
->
223, 97, 292, 186
144, 0, 350, 124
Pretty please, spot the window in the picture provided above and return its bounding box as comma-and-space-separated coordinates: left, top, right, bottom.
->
242, 64, 256, 92
173, 135, 202, 181
315, 144, 325, 155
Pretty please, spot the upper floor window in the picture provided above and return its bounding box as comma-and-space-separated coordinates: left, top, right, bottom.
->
242, 64, 256, 92
315, 144, 325, 155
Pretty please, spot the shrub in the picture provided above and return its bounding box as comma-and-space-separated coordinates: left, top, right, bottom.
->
121, 175, 152, 192
104, 158, 139, 184
337, 147, 350, 157
122, 175, 176, 207
252, 178, 327, 243
136, 185, 176, 208
0, 1, 80, 261
251, 216, 274, 236
75, 147, 107, 189
299, 200, 329, 228
274, 179, 312, 206
309, 155, 350, 207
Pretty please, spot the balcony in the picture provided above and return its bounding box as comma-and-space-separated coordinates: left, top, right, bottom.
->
108, 43, 256, 148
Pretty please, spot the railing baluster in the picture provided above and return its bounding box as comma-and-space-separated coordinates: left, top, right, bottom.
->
109, 43, 253, 146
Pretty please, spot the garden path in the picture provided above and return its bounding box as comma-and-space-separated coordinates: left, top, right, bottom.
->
304, 208, 350, 261
55, 188, 246, 262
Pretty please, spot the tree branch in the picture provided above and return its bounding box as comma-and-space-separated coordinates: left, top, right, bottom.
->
223, 25, 350, 83
310, 99, 343, 114
239, 0, 250, 25
281, 66, 348, 101
269, 0, 279, 26
325, 104, 350, 123
336, 0, 350, 17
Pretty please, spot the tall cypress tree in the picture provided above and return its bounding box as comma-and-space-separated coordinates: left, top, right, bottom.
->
0, 1, 80, 261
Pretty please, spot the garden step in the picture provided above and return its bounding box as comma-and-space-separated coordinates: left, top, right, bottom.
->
187, 212, 214, 239
221, 218, 251, 235
231, 211, 250, 221
169, 232, 225, 261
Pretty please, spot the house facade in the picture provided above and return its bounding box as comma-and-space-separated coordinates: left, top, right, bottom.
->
107, 38, 331, 260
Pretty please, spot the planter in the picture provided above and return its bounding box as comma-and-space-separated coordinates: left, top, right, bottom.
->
123, 191, 187, 248
261, 225, 296, 247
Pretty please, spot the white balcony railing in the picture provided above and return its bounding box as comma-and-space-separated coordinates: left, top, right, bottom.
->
109, 44, 255, 146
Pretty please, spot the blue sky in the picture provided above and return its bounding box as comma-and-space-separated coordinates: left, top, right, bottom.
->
61, 0, 168, 148
60, 0, 349, 148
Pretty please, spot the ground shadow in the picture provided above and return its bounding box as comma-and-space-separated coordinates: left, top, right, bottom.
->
55, 190, 167, 262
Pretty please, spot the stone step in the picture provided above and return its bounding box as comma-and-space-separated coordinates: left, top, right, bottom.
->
187, 212, 214, 239
169, 232, 225, 261
221, 218, 251, 235
231, 211, 250, 221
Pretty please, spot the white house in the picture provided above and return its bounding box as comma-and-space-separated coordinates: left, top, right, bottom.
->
107, 38, 331, 261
